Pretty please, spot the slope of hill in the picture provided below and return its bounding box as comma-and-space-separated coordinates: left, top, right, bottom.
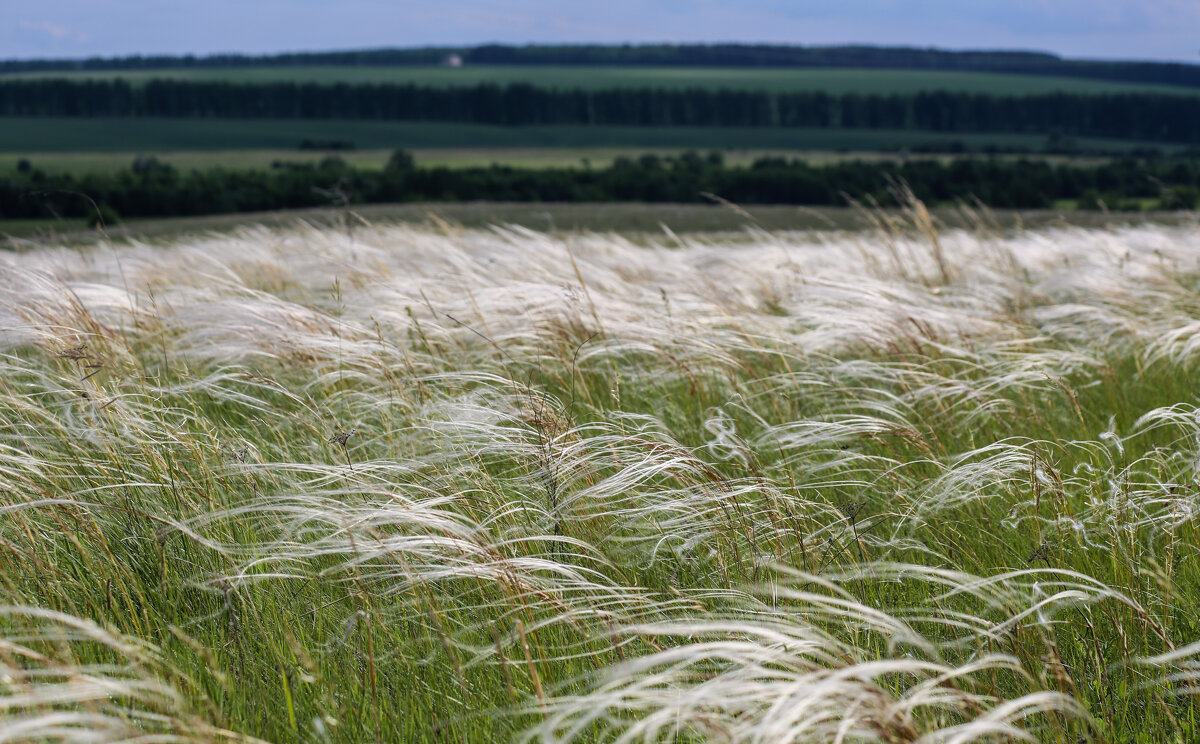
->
4, 43, 1199, 89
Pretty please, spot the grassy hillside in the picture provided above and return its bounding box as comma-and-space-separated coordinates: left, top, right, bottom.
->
7, 65, 1200, 96
3, 216, 1200, 743
0, 117, 1175, 155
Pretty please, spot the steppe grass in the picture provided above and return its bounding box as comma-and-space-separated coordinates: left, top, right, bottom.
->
2, 205, 1200, 742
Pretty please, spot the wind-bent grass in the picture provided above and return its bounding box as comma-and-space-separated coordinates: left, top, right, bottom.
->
0, 605, 252, 743
2, 211, 1200, 742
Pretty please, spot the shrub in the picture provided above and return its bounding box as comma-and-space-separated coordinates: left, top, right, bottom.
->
385, 150, 416, 173
86, 203, 120, 229
1159, 185, 1199, 211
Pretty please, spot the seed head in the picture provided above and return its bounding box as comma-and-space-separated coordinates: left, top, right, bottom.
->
838, 499, 868, 522
57, 344, 89, 361
1026, 539, 1054, 565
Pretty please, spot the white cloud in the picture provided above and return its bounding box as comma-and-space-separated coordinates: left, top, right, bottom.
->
19, 20, 88, 43
4, 1, 1197, 62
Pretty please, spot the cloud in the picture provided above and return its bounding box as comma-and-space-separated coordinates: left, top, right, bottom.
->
19, 20, 88, 43
4, 1, 1197, 62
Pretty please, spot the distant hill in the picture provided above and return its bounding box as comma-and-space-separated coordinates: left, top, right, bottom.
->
3, 44, 1200, 89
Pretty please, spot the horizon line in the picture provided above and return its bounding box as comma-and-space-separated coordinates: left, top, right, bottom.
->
4, 41, 1197, 69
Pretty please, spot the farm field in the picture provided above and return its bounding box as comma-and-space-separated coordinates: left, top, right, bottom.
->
0, 147, 1122, 175
7, 64, 1200, 96
0, 117, 1176, 155
7, 202, 1189, 242
0, 148, 912, 175
3, 211, 1200, 742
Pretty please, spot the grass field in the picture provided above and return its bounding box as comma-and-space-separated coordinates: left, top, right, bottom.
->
1, 147, 1124, 176
7, 64, 1200, 96
0, 117, 1177, 156
0, 148, 904, 175
3, 208, 1200, 742
0, 148, 911, 175
7, 201, 1189, 243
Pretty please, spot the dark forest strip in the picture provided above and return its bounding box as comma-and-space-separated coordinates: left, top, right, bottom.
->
1, 80, 1199, 143
5, 152, 1198, 222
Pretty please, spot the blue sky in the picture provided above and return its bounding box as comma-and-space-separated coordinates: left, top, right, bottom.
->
4, 0, 1198, 62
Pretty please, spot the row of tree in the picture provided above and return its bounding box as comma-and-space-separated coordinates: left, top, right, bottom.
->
2, 80, 1199, 142
3, 44, 1199, 89
4, 152, 1198, 222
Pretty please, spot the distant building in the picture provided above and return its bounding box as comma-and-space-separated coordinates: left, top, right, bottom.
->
443, 54, 463, 68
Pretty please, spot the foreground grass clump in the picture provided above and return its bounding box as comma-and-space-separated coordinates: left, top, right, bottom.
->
1, 215, 1200, 742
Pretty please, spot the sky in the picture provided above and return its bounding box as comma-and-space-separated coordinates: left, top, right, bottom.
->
3, 0, 1199, 63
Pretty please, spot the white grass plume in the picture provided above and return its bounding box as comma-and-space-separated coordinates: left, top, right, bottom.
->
0, 605, 250, 744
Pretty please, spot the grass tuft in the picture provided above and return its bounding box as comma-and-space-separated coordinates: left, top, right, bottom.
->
1, 215, 1200, 741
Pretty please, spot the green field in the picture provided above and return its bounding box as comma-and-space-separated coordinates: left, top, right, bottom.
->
7, 64, 1199, 96
0, 117, 1175, 156
2, 147, 1124, 176
5, 215, 1200, 742
7, 201, 1184, 243
0, 148, 857, 174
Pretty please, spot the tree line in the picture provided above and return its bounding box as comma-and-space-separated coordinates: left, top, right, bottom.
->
2, 79, 1199, 143
4, 152, 1198, 223
3, 44, 1199, 89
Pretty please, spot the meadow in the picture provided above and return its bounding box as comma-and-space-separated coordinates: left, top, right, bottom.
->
9, 202, 1187, 243
3, 206, 1200, 743
1, 148, 1125, 177
0, 117, 1173, 161
7, 65, 1200, 96
0, 148, 949, 176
